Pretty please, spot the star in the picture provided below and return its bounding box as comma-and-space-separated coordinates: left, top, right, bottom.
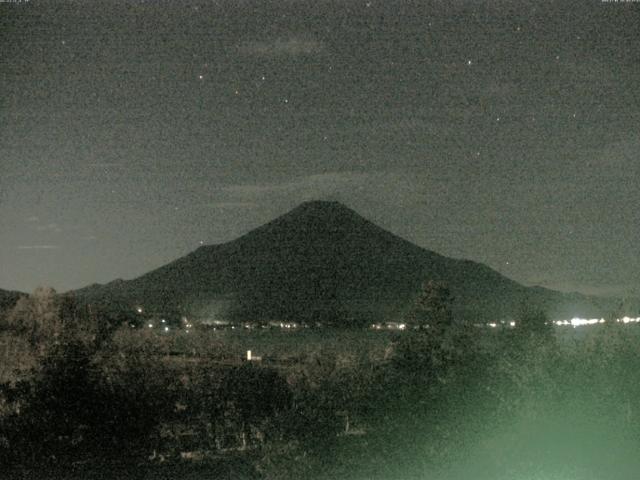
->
467, 59, 472, 66
198, 74, 204, 80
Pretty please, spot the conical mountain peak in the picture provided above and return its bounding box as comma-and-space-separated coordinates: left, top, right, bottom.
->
298, 199, 346, 207
293, 200, 353, 213
284, 200, 366, 224
236, 200, 380, 246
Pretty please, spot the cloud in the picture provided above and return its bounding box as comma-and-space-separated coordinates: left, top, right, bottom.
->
35, 222, 63, 233
590, 137, 640, 170
86, 162, 122, 169
558, 135, 640, 188
221, 172, 370, 199
236, 37, 325, 57
16, 245, 60, 250
198, 202, 258, 209
220, 171, 428, 211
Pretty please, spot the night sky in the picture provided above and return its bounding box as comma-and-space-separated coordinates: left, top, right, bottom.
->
1, 0, 639, 297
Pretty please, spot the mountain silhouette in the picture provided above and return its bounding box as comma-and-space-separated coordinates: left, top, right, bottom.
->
74, 201, 616, 325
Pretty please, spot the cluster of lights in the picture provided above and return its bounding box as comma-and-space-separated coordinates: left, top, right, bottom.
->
181, 316, 193, 333
483, 317, 640, 329
621, 316, 640, 324
146, 320, 170, 332
556, 316, 640, 328
486, 321, 517, 328
277, 322, 299, 329
148, 322, 170, 332
137, 309, 198, 333
555, 318, 604, 327
135, 305, 640, 333
371, 322, 406, 331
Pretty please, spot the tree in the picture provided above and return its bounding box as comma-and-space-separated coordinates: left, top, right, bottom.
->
5, 287, 61, 352
0, 293, 169, 466
3, 289, 118, 357
515, 301, 552, 339
299, 347, 382, 437
410, 280, 454, 332
395, 280, 473, 384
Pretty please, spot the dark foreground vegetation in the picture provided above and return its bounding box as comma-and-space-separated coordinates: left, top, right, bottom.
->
1, 286, 640, 479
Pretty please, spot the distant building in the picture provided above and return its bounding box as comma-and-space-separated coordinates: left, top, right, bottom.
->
246, 350, 262, 362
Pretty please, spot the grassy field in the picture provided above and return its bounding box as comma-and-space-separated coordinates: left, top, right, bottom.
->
102, 326, 398, 369
170, 327, 395, 359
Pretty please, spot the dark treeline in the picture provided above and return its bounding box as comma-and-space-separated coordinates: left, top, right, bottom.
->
1, 285, 640, 479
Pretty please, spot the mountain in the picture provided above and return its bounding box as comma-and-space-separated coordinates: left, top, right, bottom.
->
74, 201, 618, 325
